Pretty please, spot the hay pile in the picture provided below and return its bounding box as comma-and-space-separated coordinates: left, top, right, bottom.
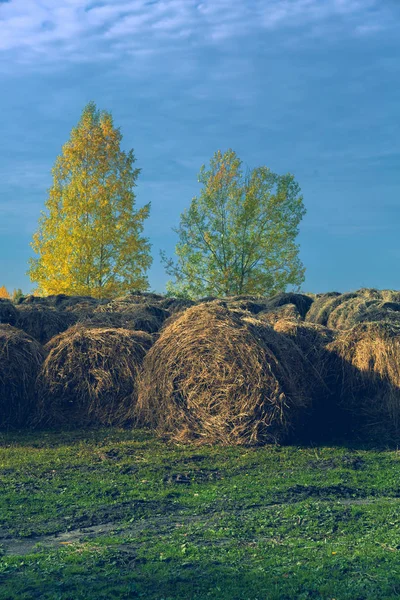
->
158, 298, 196, 314
257, 304, 302, 325
16, 306, 78, 345
94, 303, 168, 333
305, 292, 357, 326
271, 319, 346, 439
0, 299, 18, 326
262, 292, 314, 319
0, 325, 45, 427
136, 304, 314, 445
327, 322, 400, 441
36, 325, 153, 427
327, 298, 400, 330
16, 294, 49, 306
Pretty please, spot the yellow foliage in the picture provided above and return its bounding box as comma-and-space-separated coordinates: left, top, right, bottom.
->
28, 102, 152, 298
0, 286, 11, 299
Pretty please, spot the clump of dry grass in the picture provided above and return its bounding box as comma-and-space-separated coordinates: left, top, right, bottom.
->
16, 306, 78, 345
0, 325, 45, 428
262, 292, 314, 319
327, 298, 400, 330
158, 298, 196, 313
257, 304, 302, 325
93, 303, 168, 333
306, 292, 358, 326
36, 325, 153, 427
326, 322, 400, 441
136, 304, 314, 446
0, 299, 18, 326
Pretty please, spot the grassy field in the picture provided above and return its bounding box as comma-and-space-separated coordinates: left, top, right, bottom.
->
1, 429, 400, 599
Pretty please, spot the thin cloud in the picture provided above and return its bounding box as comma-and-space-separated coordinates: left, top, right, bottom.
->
0, 0, 397, 69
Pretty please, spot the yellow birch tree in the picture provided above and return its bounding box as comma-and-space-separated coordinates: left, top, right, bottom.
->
0, 286, 11, 299
28, 102, 152, 298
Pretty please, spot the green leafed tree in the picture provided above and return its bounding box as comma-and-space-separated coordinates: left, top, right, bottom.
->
162, 149, 306, 299
28, 101, 152, 298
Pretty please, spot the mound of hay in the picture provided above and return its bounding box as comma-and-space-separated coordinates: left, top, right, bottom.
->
381, 290, 400, 303
52, 295, 106, 310
78, 311, 161, 334
305, 292, 358, 325
262, 292, 314, 319
117, 291, 164, 302
257, 304, 302, 325
327, 298, 400, 330
16, 306, 78, 345
354, 288, 383, 300
36, 326, 153, 427
94, 304, 167, 333
0, 325, 45, 427
270, 319, 351, 441
0, 299, 18, 326
158, 297, 196, 314
16, 294, 49, 306
327, 322, 400, 442
225, 298, 270, 315
136, 304, 314, 445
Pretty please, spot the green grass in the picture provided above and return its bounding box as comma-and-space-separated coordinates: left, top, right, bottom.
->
1, 428, 400, 599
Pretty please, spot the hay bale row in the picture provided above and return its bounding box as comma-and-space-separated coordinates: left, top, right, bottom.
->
3, 289, 400, 445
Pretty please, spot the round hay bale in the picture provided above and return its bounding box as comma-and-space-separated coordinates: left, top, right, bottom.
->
305, 292, 358, 326
136, 304, 314, 446
0, 299, 18, 326
326, 322, 400, 442
0, 325, 45, 427
16, 306, 78, 345
262, 292, 314, 319
327, 298, 400, 330
257, 304, 302, 325
93, 304, 166, 333
37, 326, 153, 427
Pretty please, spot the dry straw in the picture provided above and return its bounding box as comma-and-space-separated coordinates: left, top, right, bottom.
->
36, 325, 153, 427
136, 304, 314, 445
327, 321, 400, 441
94, 303, 168, 333
0, 299, 18, 326
257, 304, 302, 325
16, 305, 78, 345
306, 292, 358, 326
327, 298, 400, 330
0, 325, 45, 428
262, 292, 314, 319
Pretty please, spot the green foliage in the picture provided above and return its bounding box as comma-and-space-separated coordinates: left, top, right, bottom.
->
162, 149, 306, 299
28, 102, 152, 299
11, 288, 24, 303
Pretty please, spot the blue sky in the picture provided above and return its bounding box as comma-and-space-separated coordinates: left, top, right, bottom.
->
0, 0, 399, 295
